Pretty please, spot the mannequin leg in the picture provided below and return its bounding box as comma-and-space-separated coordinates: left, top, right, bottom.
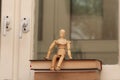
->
56, 55, 64, 71
50, 55, 58, 71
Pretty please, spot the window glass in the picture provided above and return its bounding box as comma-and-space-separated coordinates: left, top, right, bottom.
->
33, 0, 118, 64
71, 0, 118, 40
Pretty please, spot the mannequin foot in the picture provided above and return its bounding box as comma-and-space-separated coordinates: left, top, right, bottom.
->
55, 66, 61, 71
50, 66, 55, 71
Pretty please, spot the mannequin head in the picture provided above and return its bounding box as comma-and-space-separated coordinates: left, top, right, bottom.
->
59, 29, 65, 38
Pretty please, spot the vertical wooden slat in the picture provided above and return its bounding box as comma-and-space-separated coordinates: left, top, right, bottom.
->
0, 0, 15, 79
18, 0, 33, 80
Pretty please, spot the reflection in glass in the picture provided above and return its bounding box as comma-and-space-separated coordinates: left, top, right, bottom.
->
71, 0, 118, 40
34, 0, 118, 64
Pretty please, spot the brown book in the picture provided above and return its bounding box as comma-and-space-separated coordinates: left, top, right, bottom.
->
30, 59, 102, 80
30, 59, 102, 71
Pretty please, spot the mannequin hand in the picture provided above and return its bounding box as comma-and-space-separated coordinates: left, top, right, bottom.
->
44, 57, 49, 60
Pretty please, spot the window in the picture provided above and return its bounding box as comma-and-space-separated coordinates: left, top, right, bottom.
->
71, 0, 118, 40
33, 0, 118, 64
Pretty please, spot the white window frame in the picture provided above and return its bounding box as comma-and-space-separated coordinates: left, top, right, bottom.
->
0, 0, 120, 80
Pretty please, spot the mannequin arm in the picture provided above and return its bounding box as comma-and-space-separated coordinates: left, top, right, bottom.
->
67, 41, 72, 59
45, 40, 56, 59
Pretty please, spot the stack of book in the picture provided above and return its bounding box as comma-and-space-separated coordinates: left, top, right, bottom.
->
30, 59, 102, 80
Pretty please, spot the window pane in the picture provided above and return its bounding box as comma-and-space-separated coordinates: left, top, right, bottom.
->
33, 0, 118, 64
71, 0, 118, 40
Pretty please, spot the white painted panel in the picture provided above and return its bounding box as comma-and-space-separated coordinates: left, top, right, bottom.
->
12, 0, 21, 80
18, 0, 34, 80
101, 65, 120, 80
0, 0, 15, 79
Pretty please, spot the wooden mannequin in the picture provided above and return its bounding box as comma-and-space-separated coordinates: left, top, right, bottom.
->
45, 29, 72, 71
